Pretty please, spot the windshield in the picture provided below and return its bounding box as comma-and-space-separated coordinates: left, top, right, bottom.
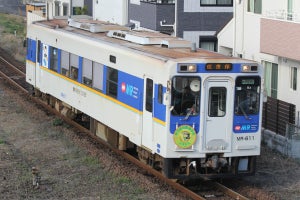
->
171, 76, 200, 116
234, 76, 261, 116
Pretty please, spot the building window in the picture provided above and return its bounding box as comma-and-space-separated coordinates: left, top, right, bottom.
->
290, 67, 297, 91
63, 3, 69, 16
200, 0, 233, 6
54, 2, 60, 16
247, 0, 262, 14
199, 36, 217, 52
106, 67, 118, 98
263, 61, 278, 98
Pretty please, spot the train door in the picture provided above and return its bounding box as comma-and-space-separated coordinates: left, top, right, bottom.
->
142, 77, 154, 149
203, 77, 233, 152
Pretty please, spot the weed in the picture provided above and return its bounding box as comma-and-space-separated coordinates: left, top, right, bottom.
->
52, 118, 63, 126
0, 138, 4, 144
83, 156, 100, 166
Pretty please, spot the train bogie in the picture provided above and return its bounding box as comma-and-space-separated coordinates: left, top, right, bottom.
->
26, 18, 263, 179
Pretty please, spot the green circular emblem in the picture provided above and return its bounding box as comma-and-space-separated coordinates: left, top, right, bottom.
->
173, 125, 197, 149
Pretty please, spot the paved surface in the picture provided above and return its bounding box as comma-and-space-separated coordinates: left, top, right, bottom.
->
0, 0, 25, 16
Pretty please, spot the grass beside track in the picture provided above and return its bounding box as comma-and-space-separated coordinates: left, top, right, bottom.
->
0, 13, 26, 62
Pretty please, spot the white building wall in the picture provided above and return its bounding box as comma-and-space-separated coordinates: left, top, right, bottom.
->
218, 0, 300, 120
217, 19, 233, 56
93, 0, 128, 25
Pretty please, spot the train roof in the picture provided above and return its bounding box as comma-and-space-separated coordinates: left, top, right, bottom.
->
32, 18, 243, 62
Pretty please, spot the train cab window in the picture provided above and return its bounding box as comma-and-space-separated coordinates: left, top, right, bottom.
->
50, 47, 58, 72
234, 76, 260, 116
208, 87, 226, 117
93, 62, 104, 91
82, 58, 93, 87
70, 53, 79, 81
171, 76, 200, 116
61, 50, 70, 76
106, 67, 118, 98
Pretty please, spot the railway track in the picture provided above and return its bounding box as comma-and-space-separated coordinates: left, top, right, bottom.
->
0, 53, 250, 200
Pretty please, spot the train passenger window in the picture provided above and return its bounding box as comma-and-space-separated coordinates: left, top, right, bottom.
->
50, 47, 58, 72
61, 50, 70, 76
171, 76, 200, 116
158, 84, 163, 104
93, 62, 104, 91
145, 78, 153, 112
82, 58, 93, 87
70, 53, 79, 80
234, 76, 260, 116
106, 67, 118, 98
208, 87, 226, 117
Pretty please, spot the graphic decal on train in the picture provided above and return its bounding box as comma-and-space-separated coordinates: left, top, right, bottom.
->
42, 44, 49, 68
173, 125, 197, 149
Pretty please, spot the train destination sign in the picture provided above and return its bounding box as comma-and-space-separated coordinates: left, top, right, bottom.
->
205, 63, 232, 71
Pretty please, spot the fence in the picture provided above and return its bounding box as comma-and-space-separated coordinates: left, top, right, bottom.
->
262, 96, 295, 136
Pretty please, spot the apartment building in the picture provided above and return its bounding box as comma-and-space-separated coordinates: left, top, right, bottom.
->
128, 0, 233, 51
218, 0, 300, 123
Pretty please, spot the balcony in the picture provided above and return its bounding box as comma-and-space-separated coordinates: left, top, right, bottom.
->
264, 10, 300, 23
140, 0, 175, 4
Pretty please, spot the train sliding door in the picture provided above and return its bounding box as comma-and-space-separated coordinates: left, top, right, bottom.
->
142, 77, 154, 149
203, 77, 233, 152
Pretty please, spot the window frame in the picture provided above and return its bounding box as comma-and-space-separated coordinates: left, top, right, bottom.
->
247, 0, 262, 14
106, 67, 118, 98
200, 0, 233, 7
290, 66, 297, 91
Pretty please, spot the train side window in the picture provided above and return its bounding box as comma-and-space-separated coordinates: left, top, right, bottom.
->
82, 58, 93, 87
146, 78, 153, 112
26, 38, 31, 60
93, 62, 104, 91
208, 87, 226, 117
70, 53, 79, 80
50, 47, 58, 72
37, 40, 41, 63
106, 67, 118, 98
158, 84, 163, 104
61, 50, 70, 76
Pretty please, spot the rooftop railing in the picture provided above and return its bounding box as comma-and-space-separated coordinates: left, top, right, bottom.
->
264, 10, 300, 23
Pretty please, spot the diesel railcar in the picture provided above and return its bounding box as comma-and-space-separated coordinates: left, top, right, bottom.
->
26, 18, 263, 180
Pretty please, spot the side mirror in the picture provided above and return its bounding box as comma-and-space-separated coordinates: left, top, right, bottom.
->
163, 92, 170, 106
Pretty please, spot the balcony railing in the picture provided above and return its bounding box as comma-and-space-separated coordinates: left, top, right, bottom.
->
264, 10, 300, 23
140, 0, 175, 4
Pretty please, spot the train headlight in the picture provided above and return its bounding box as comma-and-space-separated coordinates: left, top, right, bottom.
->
178, 64, 197, 73
242, 64, 258, 72
242, 65, 251, 72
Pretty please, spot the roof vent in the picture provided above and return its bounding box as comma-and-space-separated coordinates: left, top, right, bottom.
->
160, 39, 192, 49
107, 30, 171, 45
67, 18, 129, 33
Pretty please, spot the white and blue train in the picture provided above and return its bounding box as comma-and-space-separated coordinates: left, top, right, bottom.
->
26, 18, 263, 179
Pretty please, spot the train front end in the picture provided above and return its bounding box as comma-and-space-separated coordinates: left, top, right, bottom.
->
162, 62, 263, 180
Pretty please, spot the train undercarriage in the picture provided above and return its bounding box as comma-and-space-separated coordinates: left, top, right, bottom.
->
33, 89, 256, 180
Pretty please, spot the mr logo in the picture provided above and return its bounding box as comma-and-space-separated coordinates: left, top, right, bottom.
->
121, 82, 133, 95
235, 124, 251, 131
